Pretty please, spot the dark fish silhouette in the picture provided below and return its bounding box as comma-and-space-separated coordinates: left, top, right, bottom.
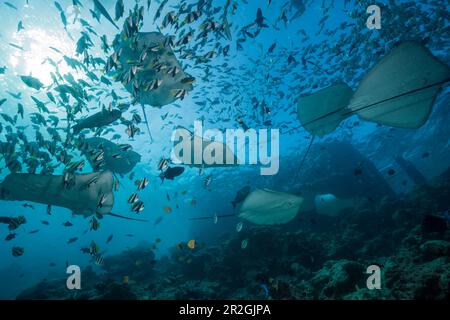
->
255, 8, 268, 28
160, 167, 185, 182
72, 109, 122, 134
231, 186, 251, 208
93, 0, 119, 29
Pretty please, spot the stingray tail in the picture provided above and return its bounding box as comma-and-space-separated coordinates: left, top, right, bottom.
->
141, 105, 154, 143
189, 214, 237, 221
108, 212, 148, 222
295, 135, 316, 179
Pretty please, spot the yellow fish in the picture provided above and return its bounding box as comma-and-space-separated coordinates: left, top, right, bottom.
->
163, 206, 172, 213
187, 239, 196, 249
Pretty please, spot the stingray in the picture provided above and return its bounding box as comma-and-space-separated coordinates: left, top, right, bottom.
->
171, 127, 239, 168
348, 42, 450, 128
0, 171, 146, 221
113, 31, 194, 141
314, 193, 358, 217
295, 83, 352, 175
115, 32, 194, 107
297, 42, 450, 136
297, 83, 353, 137
238, 189, 304, 225
81, 137, 141, 174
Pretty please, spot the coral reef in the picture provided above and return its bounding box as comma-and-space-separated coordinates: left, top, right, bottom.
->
16, 168, 450, 300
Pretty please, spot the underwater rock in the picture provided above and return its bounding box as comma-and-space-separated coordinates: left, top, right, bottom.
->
100, 282, 137, 300
15, 278, 83, 300
420, 240, 450, 259
16, 280, 55, 300
290, 262, 302, 274
16, 265, 101, 300
310, 260, 365, 299
385, 254, 450, 299
342, 286, 392, 300
392, 208, 415, 225
297, 142, 394, 200
174, 281, 220, 300
101, 244, 156, 282
421, 214, 450, 234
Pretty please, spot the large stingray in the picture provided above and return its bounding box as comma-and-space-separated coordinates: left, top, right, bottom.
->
238, 189, 304, 225
81, 137, 141, 174
171, 127, 239, 168
297, 42, 450, 136
0, 171, 147, 221
0, 171, 114, 217
114, 32, 194, 107
314, 193, 358, 217
348, 42, 449, 128
112, 31, 194, 142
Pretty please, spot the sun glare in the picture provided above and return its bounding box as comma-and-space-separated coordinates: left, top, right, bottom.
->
9, 27, 81, 86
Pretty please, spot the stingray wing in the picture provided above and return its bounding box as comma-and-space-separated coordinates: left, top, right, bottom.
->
296, 42, 450, 135
116, 32, 193, 107
297, 83, 353, 137
239, 188, 303, 225
348, 42, 450, 128
0, 171, 114, 216
83, 137, 141, 174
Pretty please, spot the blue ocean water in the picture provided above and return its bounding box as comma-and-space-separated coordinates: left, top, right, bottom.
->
0, 0, 449, 300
